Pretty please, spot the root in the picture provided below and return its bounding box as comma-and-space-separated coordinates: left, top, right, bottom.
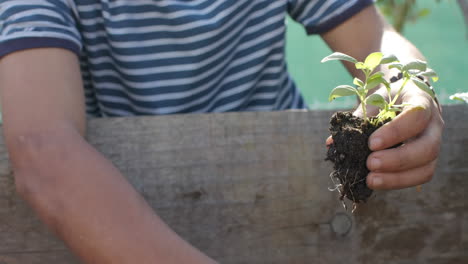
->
328, 171, 343, 192
346, 171, 359, 205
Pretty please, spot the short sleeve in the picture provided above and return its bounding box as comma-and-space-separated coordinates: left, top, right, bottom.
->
0, 0, 82, 58
288, 0, 375, 35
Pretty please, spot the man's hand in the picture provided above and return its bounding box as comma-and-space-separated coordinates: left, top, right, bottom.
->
356, 84, 444, 190
321, 4, 445, 190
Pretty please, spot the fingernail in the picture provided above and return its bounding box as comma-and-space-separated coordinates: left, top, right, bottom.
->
370, 137, 383, 150
369, 158, 381, 170
372, 176, 383, 187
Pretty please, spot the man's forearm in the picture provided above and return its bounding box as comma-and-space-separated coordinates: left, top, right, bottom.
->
379, 28, 427, 77
11, 128, 215, 264
347, 27, 427, 83
322, 5, 426, 82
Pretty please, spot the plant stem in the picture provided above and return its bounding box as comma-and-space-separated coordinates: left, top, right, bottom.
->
361, 94, 367, 122
387, 83, 393, 104
390, 77, 409, 106
361, 69, 372, 122
394, 0, 415, 33
457, 0, 468, 38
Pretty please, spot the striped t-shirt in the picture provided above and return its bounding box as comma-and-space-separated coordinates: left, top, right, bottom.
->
0, 0, 373, 117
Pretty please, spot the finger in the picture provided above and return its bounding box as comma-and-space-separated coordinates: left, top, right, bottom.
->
326, 136, 333, 147
368, 95, 432, 151
367, 107, 443, 172
367, 160, 437, 190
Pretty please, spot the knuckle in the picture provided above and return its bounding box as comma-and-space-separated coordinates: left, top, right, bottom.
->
418, 106, 431, 121
419, 141, 439, 164
413, 110, 431, 131
387, 124, 403, 144
389, 144, 412, 171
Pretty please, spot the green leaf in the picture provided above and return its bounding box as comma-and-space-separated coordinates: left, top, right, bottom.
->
388, 63, 403, 71
364, 52, 384, 70
355, 62, 367, 70
418, 8, 431, 18
366, 75, 388, 91
449, 93, 468, 103
408, 69, 423, 75
388, 107, 402, 112
366, 94, 387, 109
380, 6, 392, 17
353, 77, 364, 87
369, 71, 385, 80
403, 60, 427, 72
418, 69, 439, 82
321, 52, 358, 64
328, 85, 358, 101
379, 110, 396, 120
411, 77, 435, 99
367, 79, 381, 90
381, 54, 399, 64
366, 71, 388, 90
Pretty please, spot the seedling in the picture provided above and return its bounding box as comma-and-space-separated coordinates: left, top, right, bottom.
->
322, 52, 438, 125
322, 52, 439, 209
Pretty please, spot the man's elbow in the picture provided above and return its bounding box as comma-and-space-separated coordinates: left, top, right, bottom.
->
6, 129, 81, 222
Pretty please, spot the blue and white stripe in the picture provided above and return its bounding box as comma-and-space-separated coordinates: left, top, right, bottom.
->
0, 0, 374, 117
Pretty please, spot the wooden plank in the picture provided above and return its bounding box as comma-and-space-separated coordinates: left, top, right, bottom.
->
0, 105, 467, 263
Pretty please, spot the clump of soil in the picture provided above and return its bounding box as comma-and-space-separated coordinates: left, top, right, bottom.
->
326, 111, 389, 204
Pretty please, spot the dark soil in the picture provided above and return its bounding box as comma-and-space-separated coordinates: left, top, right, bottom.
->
326, 111, 389, 204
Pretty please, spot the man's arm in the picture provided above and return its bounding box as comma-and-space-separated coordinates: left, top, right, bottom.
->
321, 5, 444, 190
0, 48, 216, 264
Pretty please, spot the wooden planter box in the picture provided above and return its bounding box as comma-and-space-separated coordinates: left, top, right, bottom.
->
0, 105, 467, 263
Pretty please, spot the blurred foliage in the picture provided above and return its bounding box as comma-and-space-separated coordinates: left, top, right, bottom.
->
376, 0, 443, 32
450, 92, 468, 103
377, 0, 468, 34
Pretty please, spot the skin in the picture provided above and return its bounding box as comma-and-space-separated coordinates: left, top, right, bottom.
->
0, 4, 443, 263
0, 50, 217, 263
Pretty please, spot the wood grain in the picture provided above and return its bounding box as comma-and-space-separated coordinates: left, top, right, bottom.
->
0, 105, 466, 263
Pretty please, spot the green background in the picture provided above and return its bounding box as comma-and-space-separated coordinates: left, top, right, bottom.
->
285, 1, 467, 110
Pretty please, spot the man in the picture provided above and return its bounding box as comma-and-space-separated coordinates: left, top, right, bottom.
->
0, 0, 443, 263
